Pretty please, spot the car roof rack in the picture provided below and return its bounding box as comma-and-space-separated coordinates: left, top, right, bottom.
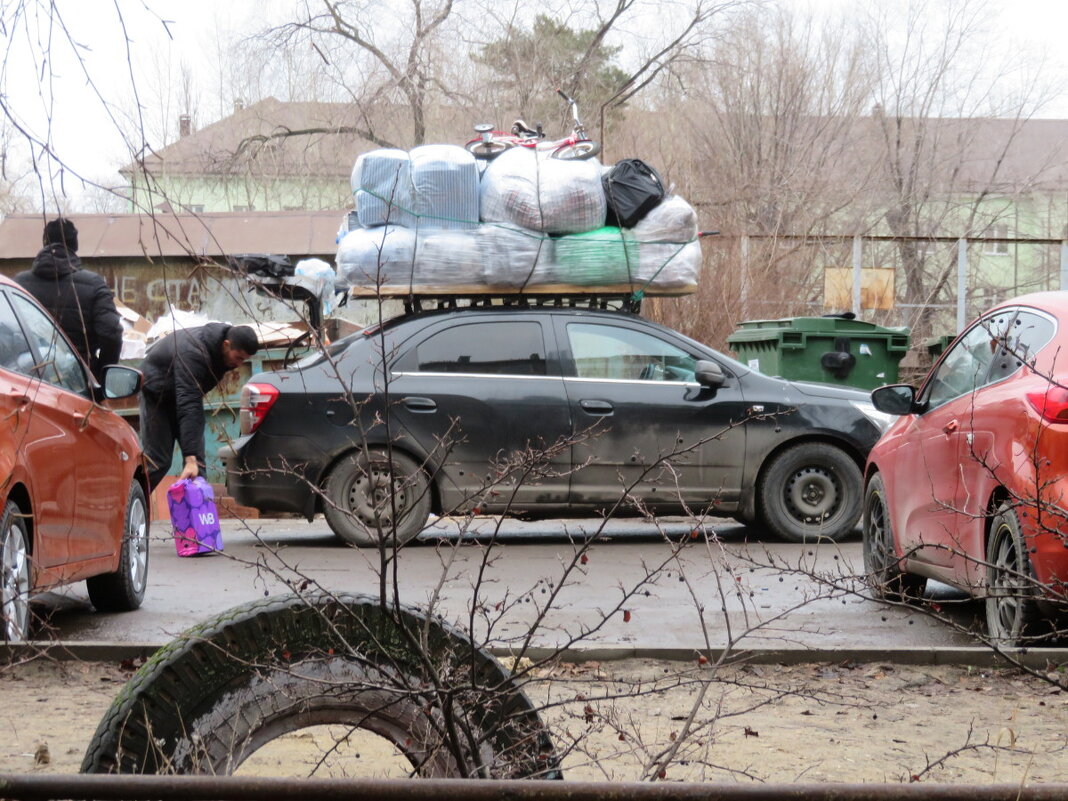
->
396, 292, 643, 316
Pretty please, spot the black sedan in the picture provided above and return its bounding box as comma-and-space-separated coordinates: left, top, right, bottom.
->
221, 305, 890, 546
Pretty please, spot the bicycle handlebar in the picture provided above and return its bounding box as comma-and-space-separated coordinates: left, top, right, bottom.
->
556, 88, 574, 105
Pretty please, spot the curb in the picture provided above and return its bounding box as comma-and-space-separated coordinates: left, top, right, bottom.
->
3, 641, 1065, 669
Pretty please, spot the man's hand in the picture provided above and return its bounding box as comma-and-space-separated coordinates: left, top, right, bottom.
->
178, 455, 199, 481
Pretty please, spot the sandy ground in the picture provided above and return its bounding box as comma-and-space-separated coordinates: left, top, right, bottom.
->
2, 656, 1067, 784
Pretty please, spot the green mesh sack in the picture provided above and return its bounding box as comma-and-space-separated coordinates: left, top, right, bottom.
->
554, 226, 639, 286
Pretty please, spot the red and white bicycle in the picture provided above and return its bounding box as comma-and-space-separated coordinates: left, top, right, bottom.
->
465, 89, 601, 161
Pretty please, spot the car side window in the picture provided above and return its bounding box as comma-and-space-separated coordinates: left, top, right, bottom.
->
0, 293, 35, 374
924, 311, 1015, 409
414, 321, 547, 376
566, 323, 697, 382
986, 310, 1055, 384
9, 293, 88, 395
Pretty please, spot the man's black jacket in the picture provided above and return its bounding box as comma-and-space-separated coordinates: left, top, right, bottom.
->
15, 245, 123, 381
141, 322, 237, 462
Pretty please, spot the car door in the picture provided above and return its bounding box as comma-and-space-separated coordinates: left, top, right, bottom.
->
8, 291, 122, 565
950, 308, 1057, 586
0, 290, 80, 569
388, 315, 573, 512
896, 310, 1016, 569
556, 317, 748, 511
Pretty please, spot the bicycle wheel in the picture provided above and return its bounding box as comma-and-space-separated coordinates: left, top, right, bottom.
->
551, 140, 600, 160
465, 135, 513, 160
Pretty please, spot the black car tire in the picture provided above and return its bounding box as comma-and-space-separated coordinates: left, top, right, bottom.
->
86, 482, 150, 612
757, 442, 862, 542
81, 592, 560, 779
323, 449, 431, 547
862, 473, 927, 602
985, 503, 1043, 647
1, 500, 32, 642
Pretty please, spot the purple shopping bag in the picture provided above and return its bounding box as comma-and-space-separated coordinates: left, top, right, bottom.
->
166, 477, 224, 557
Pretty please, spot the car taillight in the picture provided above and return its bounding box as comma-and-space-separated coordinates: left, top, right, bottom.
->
240, 382, 280, 434
1026, 387, 1068, 423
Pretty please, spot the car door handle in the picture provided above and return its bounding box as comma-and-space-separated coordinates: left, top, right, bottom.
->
579, 399, 614, 416
943, 419, 959, 435
402, 397, 437, 413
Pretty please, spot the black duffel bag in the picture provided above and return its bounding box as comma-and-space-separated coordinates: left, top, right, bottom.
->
227, 253, 294, 278
603, 158, 666, 228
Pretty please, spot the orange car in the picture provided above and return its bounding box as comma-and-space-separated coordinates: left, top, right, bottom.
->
0, 275, 149, 641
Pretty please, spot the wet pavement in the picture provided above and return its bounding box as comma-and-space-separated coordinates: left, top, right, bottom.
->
27, 515, 983, 654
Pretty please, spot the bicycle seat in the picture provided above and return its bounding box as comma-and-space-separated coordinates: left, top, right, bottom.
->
511, 119, 543, 138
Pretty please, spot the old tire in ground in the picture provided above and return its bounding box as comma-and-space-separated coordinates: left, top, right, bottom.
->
81, 592, 559, 779
86, 481, 149, 612
323, 449, 431, 548
757, 442, 862, 542
862, 473, 926, 602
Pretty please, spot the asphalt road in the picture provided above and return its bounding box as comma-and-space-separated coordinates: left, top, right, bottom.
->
27, 515, 985, 656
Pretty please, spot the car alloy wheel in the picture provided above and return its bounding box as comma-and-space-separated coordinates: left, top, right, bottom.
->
985, 504, 1040, 647
1, 501, 31, 642
862, 474, 926, 602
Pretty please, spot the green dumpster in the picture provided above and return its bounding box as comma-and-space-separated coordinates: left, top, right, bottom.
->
726, 316, 910, 390
925, 334, 955, 360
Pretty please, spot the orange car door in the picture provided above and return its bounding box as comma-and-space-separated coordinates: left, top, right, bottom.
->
0, 293, 78, 570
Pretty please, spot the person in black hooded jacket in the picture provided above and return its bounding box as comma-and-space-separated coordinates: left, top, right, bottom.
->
139, 322, 259, 492
15, 217, 123, 383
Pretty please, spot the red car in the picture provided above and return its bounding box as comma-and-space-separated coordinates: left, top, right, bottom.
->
0, 275, 149, 641
864, 292, 1068, 645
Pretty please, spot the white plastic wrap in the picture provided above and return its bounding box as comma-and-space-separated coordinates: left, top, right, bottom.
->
409, 145, 480, 229
295, 258, 339, 314
351, 149, 415, 227
628, 194, 698, 243
336, 226, 417, 287
628, 195, 701, 289
413, 230, 483, 284
478, 224, 557, 287
635, 239, 703, 288
479, 147, 606, 234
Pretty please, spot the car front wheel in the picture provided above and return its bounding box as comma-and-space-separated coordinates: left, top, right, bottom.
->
862, 473, 926, 602
323, 449, 431, 547
86, 482, 150, 612
1, 501, 31, 642
757, 442, 862, 542
985, 503, 1042, 647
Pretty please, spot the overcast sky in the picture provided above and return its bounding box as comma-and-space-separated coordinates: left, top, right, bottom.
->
3, 0, 1067, 210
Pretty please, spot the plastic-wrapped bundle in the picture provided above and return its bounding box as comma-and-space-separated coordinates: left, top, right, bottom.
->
629, 195, 698, 242
628, 195, 702, 289
413, 230, 483, 285
478, 224, 557, 287
351, 149, 415, 227
479, 147, 606, 235
635, 239, 703, 288
555, 227, 639, 286
409, 145, 480, 229
335, 226, 417, 288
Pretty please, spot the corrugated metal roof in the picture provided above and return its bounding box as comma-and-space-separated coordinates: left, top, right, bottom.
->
0, 211, 342, 260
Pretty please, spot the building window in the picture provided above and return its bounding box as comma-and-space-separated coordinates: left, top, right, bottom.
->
984, 223, 1010, 256
232, 205, 254, 212
184, 204, 204, 213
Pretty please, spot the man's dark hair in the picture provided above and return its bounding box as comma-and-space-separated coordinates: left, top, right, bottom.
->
43, 217, 78, 252
227, 324, 260, 355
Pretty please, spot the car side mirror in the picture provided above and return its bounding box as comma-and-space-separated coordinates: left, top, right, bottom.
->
871, 384, 917, 415
102, 365, 143, 400
695, 359, 726, 389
